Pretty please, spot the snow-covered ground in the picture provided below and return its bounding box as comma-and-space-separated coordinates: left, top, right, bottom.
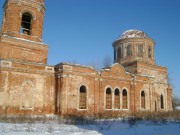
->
176, 106, 180, 110
0, 119, 179, 135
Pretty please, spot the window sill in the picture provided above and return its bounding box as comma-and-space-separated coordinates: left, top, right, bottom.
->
140, 108, 147, 111
20, 107, 34, 111
78, 109, 88, 111
105, 109, 113, 111
122, 109, 129, 111
114, 109, 121, 111
105, 108, 129, 111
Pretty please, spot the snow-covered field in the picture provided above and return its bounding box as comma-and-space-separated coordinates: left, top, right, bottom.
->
176, 106, 180, 110
0, 119, 179, 135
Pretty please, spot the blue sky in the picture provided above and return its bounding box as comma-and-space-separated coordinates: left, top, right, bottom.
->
0, 0, 180, 97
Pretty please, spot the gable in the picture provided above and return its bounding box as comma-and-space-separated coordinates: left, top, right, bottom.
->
101, 63, 130, 78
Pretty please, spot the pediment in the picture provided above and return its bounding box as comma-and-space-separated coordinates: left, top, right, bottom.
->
110, 63, 126, 76
101, 63, 129, 78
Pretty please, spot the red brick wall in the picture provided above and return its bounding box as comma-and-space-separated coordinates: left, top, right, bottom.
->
2, 1, 45, 42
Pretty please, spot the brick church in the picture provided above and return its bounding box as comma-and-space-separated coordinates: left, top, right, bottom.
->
0, 0, 173, 117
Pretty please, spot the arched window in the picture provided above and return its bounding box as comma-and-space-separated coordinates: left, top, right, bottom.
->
21, 12, 32, 35
122, 89, 128, 109
127, 45, 132, 57
106, 88, 112, 109
160, 95, 164, 109
118, 47, 122, 59
114, 89, 120, 109
148, 46, 152, 58
141, 91, 145, 109
79, 85, 87, 109
138, 45, 143, 57
114, 49, 116, 61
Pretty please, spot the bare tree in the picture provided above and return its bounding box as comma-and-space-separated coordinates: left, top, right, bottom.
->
172, 96, 180, 110
103, 55, 112, 68
89, 56, 112, 71
90, 59, 101, 71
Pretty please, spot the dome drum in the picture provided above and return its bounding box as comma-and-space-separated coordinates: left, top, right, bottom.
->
113, 30, 155, 65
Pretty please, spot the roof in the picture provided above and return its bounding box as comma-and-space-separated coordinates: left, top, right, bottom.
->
118, 29, 148, 39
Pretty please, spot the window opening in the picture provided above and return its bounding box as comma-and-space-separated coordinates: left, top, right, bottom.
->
138, 45, 143, 57
106, 88, 112, 109
127, 45, 132, 57
114, 89, 120, 109
141, 91, 145, 109
160, 95, 164, 109
118, 47, 122, 59
79, 86, 87, 109
21, 13, 32, 35
123, 89, 128, 109
148, 46, 152, 58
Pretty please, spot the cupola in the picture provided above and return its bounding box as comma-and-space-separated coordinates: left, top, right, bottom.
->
113, 29, 155, 65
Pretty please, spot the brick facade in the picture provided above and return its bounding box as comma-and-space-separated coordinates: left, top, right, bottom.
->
0, 0, 172, 117
0, 0, 54, 115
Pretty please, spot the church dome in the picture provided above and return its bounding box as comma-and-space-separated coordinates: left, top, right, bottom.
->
119, 29, 148, 39
113, 29, 155, 65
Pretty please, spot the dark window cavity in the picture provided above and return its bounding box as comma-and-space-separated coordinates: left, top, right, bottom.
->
21, 12, 32, 35
79, 85, 87, 109
106, 88, 112, 109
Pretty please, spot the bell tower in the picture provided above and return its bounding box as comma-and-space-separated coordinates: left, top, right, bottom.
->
0, 0, 48, 64
1, 0, 45, 42
0, 0, 55, 115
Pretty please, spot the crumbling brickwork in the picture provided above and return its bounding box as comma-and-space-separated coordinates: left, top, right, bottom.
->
55, 61, 172, 117
0, 0, 172, 117
0, 0, 54, 115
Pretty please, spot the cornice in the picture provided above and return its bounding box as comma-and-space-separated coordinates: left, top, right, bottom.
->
3, 0, 45, 13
